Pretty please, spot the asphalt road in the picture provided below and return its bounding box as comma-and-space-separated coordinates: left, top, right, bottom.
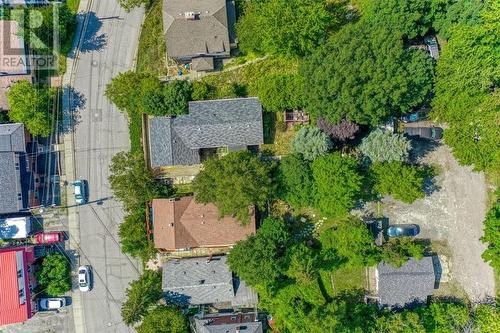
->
70, 1, 144, 332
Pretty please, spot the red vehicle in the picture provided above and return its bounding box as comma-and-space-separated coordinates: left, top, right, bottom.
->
33, 232, 65, 244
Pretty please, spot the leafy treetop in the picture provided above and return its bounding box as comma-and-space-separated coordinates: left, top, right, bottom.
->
359, 129, 411, 163
291, 127, 332, 161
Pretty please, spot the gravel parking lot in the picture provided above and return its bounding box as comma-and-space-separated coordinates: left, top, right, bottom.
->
367, 143, 495, 302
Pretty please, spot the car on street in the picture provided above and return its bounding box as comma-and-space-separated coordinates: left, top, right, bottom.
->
33, 232, 65, 244
74, 180, 87, 205
404, 126, 443, 141
387, 224, 420, 237
38, 297, 66, 311
78, 265, 92, 292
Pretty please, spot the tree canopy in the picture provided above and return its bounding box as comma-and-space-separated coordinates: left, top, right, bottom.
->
301, 1, 434, 125
480, 200, 500, 271
311, 153, 363, 217
432, 2, 500, 173
250, 73, 304, 112
236, 0, 336, 57
136, 305, 189, 333
277, 154, 313, 208
7, 81, 54, 137
109, 151, 173, 212
192, 151, 276, 224
228, 217, 291, 289
36, 253, 71, 296
317, 118, 360, 143
118, 206, 156, 261
121, 270, 163, 326
291, 127, 332, 161
371, 162, 426, 203
359, 129, 411, 163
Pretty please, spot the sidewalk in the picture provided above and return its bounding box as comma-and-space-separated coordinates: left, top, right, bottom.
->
61, 0, 92, 332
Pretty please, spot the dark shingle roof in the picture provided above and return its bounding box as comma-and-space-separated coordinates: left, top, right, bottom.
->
163, 0, 231, 60
378, 257, 436, 308
149, 97, 263, 167
0, 152, 23, 214
194, 313, 263, 333
0, 123, 25, 152
162, 256, 258, 306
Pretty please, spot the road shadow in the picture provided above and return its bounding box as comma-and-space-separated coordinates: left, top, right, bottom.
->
61, 86, 86, 134
79, 12, 107, 53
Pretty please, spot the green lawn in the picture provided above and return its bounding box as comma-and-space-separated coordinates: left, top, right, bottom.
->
136, 0, 168, 75
320, 266, 367, 298
129, 111, 143, 154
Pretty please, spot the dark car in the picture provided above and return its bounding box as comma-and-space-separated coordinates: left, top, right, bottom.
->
387, 224, 420, 237
404, 126, 443, 141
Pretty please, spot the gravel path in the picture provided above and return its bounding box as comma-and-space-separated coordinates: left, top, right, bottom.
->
379, 144, 495, 302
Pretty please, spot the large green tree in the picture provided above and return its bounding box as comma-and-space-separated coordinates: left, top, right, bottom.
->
121, 270, 163, 326
109, 151, 173, 212
136, 305, 189, 333
192, 151, 276, 224
431, 1, 500, 173
277, 154, 313, 209
140, 80, 192, 116
118, 207, 156, 261
319, 217, 381, 268
7, 81, 54, 137
36, 253, 71, 296
302, 5, 434, 125
249, 73, 304, 112
371, 162, 426, 203
311, 153, 363, 217
227, 217, 290, 288
237, 0, 337, 57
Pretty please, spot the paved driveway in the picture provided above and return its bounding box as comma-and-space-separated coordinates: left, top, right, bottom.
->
371, 143, 495, 302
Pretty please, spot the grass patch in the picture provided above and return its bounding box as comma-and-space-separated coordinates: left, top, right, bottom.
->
194, 57, 299, 99
320, 266, 367, 298
129, 111, 143, 154
136, 0, 168, 75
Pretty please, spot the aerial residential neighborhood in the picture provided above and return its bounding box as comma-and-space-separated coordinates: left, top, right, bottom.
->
0, 0, 498, 332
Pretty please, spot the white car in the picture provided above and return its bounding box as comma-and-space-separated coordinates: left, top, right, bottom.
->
74, 180, 87, 205
78, 265, 91, 292
39, 297, 66, 311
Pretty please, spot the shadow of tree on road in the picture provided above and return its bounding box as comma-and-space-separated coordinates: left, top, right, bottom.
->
61, 86, 86, 134
78, 12, 107, 53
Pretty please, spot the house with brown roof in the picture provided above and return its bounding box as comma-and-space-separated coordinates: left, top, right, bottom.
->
150, 197, 255, 251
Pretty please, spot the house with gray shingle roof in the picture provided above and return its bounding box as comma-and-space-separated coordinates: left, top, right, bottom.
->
163, 0, 237, 71
0, 123, 27, 214
376, 257, 438, 308
147, 97, 263, 168
162, 256, 258, 307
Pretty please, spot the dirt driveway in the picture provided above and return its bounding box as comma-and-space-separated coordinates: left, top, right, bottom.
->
371, 143, 495, 302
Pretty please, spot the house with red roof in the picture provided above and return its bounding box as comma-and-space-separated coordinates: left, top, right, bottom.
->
0, 246, 36, 326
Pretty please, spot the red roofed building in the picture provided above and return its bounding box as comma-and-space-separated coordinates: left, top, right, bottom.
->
150, 197, 256, 251
0, 246, 36, 326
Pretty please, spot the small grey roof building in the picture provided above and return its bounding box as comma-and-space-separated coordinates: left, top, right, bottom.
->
162, 256, 258, 307
163, 0, 237, 68
0, 123, 27, 214
147, 97, 263, 168
377, 257, 438, 308
192, 312, 263, 333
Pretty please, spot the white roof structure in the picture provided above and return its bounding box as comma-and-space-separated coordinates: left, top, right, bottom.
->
0, 217, 31, 240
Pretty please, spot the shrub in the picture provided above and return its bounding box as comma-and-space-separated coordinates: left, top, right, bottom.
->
317, 118, 360, 142
291, 127, 332, 161
480, 200, 500, 271
121, 270, 162, 325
